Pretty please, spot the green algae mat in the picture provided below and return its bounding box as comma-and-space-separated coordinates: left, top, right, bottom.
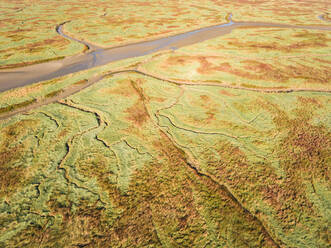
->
0, 1, 330, 247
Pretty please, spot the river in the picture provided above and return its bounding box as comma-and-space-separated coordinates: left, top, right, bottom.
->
0, 14, 330, 92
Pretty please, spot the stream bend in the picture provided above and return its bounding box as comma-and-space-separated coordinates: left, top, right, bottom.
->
0, 15, 330, 92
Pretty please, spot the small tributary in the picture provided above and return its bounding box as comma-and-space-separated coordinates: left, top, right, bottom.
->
0, 15, 330, 92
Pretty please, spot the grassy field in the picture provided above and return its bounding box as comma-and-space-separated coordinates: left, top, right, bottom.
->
0, 72, 330, 247
1, 0, 330, 68
0, 1, 330, 247
139, 27, 331, 91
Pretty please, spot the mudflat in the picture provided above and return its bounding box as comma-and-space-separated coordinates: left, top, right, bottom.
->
1, 16, 330, 92
0, 1, 330, 247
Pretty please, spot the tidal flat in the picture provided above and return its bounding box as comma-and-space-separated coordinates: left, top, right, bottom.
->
0, 1, 330, 247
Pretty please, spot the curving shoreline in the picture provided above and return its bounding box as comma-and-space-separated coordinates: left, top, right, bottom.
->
0, 15, 330, 93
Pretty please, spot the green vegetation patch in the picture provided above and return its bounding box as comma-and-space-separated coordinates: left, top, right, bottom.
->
1, 0, 329, 67
140, 27, 331, 91
0, 1, 330, 246
0, 72, 330, 247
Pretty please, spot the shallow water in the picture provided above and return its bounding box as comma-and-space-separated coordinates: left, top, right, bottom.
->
0, 15, 330, 92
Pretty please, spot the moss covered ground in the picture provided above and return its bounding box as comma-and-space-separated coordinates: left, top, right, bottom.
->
0, 1, 330, 247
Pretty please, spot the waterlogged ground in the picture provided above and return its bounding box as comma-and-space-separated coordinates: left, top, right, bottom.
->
1, 0, 330, 67
0, 72, 330, 247
139, 27, 331, 91
0, 1, 331, 248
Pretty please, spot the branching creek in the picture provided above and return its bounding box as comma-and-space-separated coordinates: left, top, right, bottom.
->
1, 14, 330, 246
1, 67, 331, 121
130, 76, 282, 247
0, 14, 330, 92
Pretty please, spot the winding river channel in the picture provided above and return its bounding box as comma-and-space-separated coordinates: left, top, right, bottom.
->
0, 15, 330, 92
